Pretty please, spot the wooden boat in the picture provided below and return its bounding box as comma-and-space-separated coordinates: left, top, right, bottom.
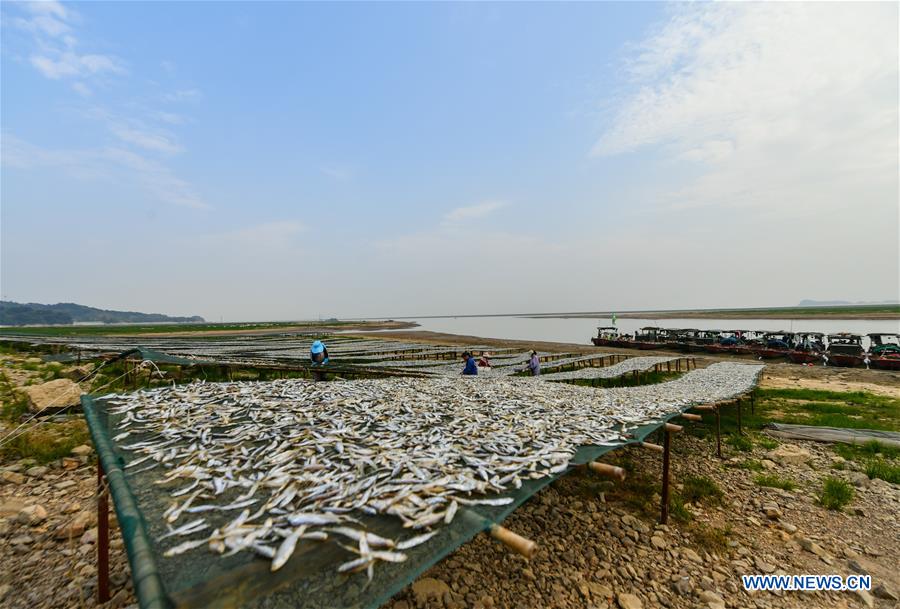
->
869, 352, 900, 370
825, 333, 866, 367
751, 332, 795, 359
592, 326, 620, 347
868, 333, 900, 370
673, 329, 700, 352
705, 330, 752, 355
788, 332, 826, 364
788, 351, 824, 364
679, 329, 716, 352
631, 327, 666, 350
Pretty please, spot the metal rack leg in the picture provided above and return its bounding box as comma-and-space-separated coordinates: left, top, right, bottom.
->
98, 462, 110, 603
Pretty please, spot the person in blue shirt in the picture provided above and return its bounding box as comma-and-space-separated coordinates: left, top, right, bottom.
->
524, 350, 541, 376
461, 351, 478, 375
310, 340, 329, 365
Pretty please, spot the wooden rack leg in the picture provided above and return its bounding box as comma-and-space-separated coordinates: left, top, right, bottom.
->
489, 524, 536, 559
588, 461, 626, 481
660, 429, 672, 525
750, 394, 755, 415
737, 399, 743, 435
98, 462, 110, 603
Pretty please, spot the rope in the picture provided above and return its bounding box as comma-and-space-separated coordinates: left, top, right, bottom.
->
0, 358, 112, 445
0, 360, 161, 450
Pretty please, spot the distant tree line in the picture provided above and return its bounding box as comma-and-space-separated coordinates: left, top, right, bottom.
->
0, 301, 205, 326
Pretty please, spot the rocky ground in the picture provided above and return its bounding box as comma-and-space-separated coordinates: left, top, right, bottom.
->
1, 347, 898, 609
0, 451, 136, 609
388, 433, 899, 609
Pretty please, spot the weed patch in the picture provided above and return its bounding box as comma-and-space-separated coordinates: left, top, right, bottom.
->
818, 477, 854, 510
681, 475, 723, 504
0, 419, 90, 464
865, 460, 900, 484
726, 434, 753, 452
691, 523, 732, 551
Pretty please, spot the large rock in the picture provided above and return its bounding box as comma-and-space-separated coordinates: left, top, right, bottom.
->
698, 590, 725, 609
25, 465, 48, 478
17, 505, 48, 526
55, 512, 93, 540
1, 471, 25, 485
411, 578, 450, 606
617, 593, 643, 609
681, 548, 703, 563
766, 445, 811, 465
21, 379, 83, 412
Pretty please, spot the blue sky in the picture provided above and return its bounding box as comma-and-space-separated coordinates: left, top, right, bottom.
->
2, 2, 898, 321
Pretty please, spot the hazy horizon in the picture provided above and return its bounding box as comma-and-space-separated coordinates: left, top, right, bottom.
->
4, 298, 900, 325
3, 2, 898, 322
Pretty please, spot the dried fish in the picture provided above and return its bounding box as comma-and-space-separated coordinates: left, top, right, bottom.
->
105, 362, 762, 577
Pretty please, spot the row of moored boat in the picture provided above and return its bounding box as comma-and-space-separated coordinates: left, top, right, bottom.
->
591, 327, 900, 370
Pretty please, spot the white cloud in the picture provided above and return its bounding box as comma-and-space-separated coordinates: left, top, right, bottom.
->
23, 1, 69, 20
109, 124, 181, 155
3, 134, 209, 210
592, 3, 897, 219
580, 2, 898, 306
442, 200, 508, 223
14, 13, 71, 38
30, 51, 124, 79
14, 2, 125, 81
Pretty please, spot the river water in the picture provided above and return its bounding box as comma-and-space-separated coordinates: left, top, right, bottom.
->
404, 316, 899, 347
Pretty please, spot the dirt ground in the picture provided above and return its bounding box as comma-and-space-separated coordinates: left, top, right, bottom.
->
389, 434, 899, 609
1, 336, 898, 609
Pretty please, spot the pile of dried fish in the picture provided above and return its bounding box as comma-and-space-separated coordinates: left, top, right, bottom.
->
539, 356, 680, 381
103, 362, 762, 576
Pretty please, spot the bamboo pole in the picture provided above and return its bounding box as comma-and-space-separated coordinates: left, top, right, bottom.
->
640, 441, 664, 453
587, 461, 626, 481
490, 524, 537, 559
664, 422, 683, 433
680, 413, 702, 421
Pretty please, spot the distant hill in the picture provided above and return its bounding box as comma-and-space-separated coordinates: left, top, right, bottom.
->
0, 301, 205, 326
798, 299, 900, 307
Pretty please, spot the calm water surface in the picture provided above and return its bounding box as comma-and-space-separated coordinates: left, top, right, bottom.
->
405, 316, 900, 347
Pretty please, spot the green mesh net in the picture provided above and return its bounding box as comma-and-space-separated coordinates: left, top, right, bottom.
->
82, 392, 688, 609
